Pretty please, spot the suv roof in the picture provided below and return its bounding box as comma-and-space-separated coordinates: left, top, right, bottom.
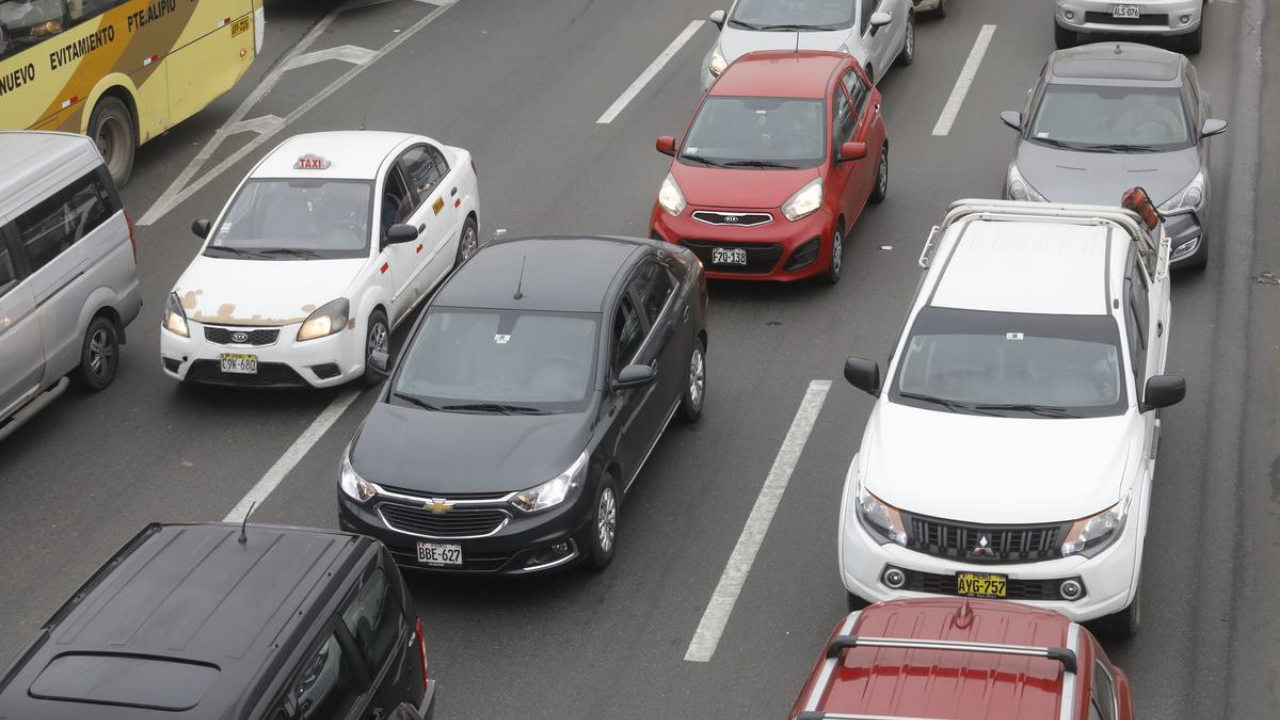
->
793, 599, 1083, 720
0, 523, 375, 720
0, 131, 105, 212
1049, 42, 1183, 85
711, 50, 846, 99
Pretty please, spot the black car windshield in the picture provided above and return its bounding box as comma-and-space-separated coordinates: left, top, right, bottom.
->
681, 97, 825, 169
890, 307, 1128, 418
392, 308, 599, 412
729, 0, 854, 29
1028, 84, 1193, 151
204, 179, 373, 260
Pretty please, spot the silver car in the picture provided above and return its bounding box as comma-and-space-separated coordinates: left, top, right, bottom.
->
0, 132, 142, 441
1054, 0, 1205, 53
702, 0, 915, 91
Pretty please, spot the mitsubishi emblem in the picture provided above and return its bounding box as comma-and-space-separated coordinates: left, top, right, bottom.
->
971, 533, 995, 558
423, 498, 454, 514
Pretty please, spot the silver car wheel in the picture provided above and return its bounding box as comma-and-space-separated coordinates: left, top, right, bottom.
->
688, 347, 705, 410
597, 486, 617, 554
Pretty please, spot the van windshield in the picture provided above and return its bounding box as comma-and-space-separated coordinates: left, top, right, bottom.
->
205, 179, 373, 260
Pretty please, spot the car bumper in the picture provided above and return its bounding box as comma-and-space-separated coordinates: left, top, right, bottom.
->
839, 508, 1140, 623
1165, 210, 1206, 267
420, 678, 437, 720
650, 203, 835, 282
336, 487, 593, 575
159, 319, 365, 388
1056, 0, 1202, 36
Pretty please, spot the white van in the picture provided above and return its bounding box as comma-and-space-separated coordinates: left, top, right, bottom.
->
0, 131, 142, 441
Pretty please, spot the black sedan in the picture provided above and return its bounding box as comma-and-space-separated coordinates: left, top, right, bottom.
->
337, 235, 708, 574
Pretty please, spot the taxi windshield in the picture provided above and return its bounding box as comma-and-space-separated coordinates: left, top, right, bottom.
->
681, 97, 825, 169
1029, 85, 1193, 151
205, 179, 373, 260
729, 0, 854, 30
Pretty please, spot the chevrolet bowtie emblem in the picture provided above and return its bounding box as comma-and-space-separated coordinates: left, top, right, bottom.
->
423, 498, 454, 514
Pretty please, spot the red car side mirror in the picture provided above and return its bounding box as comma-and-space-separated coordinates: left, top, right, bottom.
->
656, 136, 677, 156
838, 142, 867, 162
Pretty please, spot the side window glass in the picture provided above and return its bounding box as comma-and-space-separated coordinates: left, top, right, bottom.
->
292, 634, 362, 720
340, 568, 403, 674
380, 168, 413, 239
633, 262, 674, 326
1, 0, 68, 58
1090, 661, 1117, 720
397, 145, 447, 207
15, 170, 113, 273
427, 146, 449, 182
842, 69, 870, 117
611, 296, 643, 375
832, 86, 854, 150
859, 0, 877, 34
0, 239, 17, 298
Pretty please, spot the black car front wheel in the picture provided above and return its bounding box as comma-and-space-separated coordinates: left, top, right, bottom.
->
584, 474, 619, 571
677, 339, 706, 423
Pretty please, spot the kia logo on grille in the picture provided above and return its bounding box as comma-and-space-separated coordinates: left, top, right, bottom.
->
722, 214, 740, 223
231, 332, 249, 343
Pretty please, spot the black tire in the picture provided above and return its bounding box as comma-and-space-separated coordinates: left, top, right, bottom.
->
822, 225, 844, 286
584, 474, 620, 571
1182, 22, 1203, 54
362, 309, 390, 386
455, 216, 479, 266
1093, 583, 1141, 639
896, 13, 915, 66
677, 338, 706, 423
75, 316, 119, 391
89, 96, 135, 187
935, 0, 948, 18
869, 144, 888, 205
1054, 23, 1076, 49
846, 592, 871, 612
865, 65, 874, 86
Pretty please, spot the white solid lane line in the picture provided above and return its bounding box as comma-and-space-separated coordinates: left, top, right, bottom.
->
931, 24, 997, 137
684, 380, 832, 663
597, 20, 705, 125
223, 388, 363, 523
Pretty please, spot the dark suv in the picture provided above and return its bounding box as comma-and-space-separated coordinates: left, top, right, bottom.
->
0, 523, 435, 720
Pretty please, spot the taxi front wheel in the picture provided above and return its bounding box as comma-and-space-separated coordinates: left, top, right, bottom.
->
363, 309, 390, 386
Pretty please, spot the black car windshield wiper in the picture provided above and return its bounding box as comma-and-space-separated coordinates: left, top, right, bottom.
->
441, 403, 545, 415
727, 18, 768, 30
898, 392, 999, 416
680, 154, 724, 167
721, 159, 797, 169
972, 402, 1081, 418
1029, 136, 1091, 151
203, 245, 271, 259
761, 23, 836, 31
392, 393, 439, 411
1079, 143, 1161, 153
257, 247, 324, 258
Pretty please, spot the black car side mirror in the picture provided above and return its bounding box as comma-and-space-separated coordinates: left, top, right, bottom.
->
1141, 375, 1185, 412
613, 363, 656, 392
387, 703, 425, 720
999, 111, 1022, 131
709, 9, 726, 28
368, 350, 390, 378
386, 223, 419, 245
1201, 118, 1228, 138
192, 219, 212, 239
844, 357, 881, 397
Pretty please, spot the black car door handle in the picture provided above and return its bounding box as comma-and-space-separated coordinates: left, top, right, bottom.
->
681, 306, 690, 323
1157, 321, 1164, 337
450, 186, 458, 197
417, 223, 426, 232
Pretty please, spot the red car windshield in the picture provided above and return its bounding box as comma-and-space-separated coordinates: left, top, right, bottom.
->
680, 97, 826, 169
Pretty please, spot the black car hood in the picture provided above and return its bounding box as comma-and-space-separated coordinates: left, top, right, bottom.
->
1016, 142, 1200, 206
350, 402, 592, 495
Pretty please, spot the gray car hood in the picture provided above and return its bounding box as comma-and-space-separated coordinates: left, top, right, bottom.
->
1016, 142, 1200, 206
719, 26, 854, 64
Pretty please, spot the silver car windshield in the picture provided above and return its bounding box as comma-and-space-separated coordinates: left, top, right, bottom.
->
1029, 85, 1193, 151
205, 179, 373, 260
681, 97, 825, 169
729, 0, 854, 29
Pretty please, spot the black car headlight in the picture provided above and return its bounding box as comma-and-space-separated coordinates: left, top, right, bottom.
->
339, 450, 378, 503
511, 450, 588, 514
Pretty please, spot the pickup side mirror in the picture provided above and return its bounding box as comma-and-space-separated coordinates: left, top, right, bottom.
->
999, 110, 1022, 131
1201, 118, 1228, 138
386, 223, 419, 245
368, 350, 390, 378
656, 136, 677, 156
387, 703, 425, 720
1141, 375, 1185, 412
709, 9, 726, 28
869, 11, 892, 31
613, 363, 656, 391
838, 141, 867, 162
192, 219, 212, 239
844, 357, 881, 397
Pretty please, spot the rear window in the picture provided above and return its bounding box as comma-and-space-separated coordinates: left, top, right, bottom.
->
340, 567, 403, 672
29, 653, 220, 711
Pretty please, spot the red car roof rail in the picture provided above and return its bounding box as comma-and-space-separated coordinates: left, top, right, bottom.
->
823, 635, 1078, 674
797, 714, 984, 720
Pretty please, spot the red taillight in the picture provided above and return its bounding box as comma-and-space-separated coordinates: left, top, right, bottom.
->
414, 618, 428, 690
124, 210, 138, 262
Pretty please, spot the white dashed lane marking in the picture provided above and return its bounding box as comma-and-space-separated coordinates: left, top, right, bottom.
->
597, 20, 706, 125
931, 24, 996, 137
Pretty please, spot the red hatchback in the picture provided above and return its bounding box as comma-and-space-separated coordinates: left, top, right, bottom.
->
650, 50, 888, 284
790, 599, 1133, 720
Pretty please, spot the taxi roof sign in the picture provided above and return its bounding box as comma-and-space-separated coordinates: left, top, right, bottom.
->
294, 154, 331, 170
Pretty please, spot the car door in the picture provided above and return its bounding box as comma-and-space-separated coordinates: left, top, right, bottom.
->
338, 561, 416, 719
1124, 250, 1160, 466
1087, 657, 1120, 720
831, 70, 863, 218
601, 288, 651, 488
631, 257, 686, 444
377, 161, 427, 326
395, 145, 453, 300
0, 224, 45, 419
846, 65, 886, 204
859, 0, 890, 81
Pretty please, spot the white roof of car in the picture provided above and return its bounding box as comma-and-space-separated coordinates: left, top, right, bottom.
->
931, 220, 1112, 316
253, 131, 421, 180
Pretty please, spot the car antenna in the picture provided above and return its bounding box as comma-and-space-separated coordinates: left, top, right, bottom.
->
1113, 44, 1122, 55
237, 501, 256, 544
513, 256, 527, 300
794, 32, 800, 54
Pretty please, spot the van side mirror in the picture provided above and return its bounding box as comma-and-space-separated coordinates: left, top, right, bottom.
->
844, 357, 881, 397
368, 350, 390, 378
1201, 118, 1228, 138
613, 363, 656, 392
387, 704, 425, 720
192, 219, 212, 239
1141, 375, 1185, 412
386, 223, 419, 245
709, 9, 726, 28
838, 142, 867, 162
999, 110, 1022, 131
656, 136, 677, 156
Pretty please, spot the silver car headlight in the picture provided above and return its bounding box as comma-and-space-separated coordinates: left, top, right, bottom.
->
856, 484, 908, 546
339, 450, 378, 503
1061, 494, 1130, 557
782, 178, 824, 221
1158, 172, 1205, 215
163, 292, 190, 337
297, 298, 350, 342
511, 450, 588, 514
708, 43, 728, 77
1006, 163, 1046, 202
658, 172, 687, 217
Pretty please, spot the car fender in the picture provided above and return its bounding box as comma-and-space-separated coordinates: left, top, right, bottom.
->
78, 73, 141, 136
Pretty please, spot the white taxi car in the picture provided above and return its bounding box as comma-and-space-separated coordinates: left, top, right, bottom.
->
837, 192, 1184, 638
160, 131, 480, 388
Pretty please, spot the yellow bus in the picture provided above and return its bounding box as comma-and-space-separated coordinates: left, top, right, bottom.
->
0, 0, 263, 185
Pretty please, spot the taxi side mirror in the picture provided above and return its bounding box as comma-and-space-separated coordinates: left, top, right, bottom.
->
386, 223, 418, 245
192, 219, 212, 239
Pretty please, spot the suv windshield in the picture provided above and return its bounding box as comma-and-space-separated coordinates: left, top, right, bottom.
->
1029, 84, 1193, 151
890, 307, 1127, 418
205, 179, 373, 260
729, 0, 854, 29
681, 97, 825, 169
392, 308, 599, 413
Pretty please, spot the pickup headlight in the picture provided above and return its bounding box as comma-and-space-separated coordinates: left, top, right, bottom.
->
512, 450, 588, 514
339, 451, 378, 503
658, 172, 687, 217
782, 178, 823, 221
297, 298, 349, 341
708, 43, 728, 77
856, 485, 908, 546
1061, 494, 1130, 557
1158, 172, 1205, 215
1006, 163, 1046, 202
163, 292, 190, 337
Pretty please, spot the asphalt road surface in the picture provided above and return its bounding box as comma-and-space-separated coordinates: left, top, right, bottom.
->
2, 0, 1277, 718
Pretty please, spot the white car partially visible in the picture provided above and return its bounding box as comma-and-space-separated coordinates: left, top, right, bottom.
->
160, 131, 480, 388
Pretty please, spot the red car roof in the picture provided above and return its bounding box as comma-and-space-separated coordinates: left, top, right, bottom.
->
794, 599, 1081, 720
710, 50, 847, 99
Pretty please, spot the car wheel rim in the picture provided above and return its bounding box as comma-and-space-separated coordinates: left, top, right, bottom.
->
461, 225, 478, 260
89, 329, 112, 377
368, 321, 388, 358
96, 116, 127, 178
688, 348, 705, 409
878, 149, 888, 195
832, 231, 843, 275
597, 487, 617, 553
906, 18, 914, 58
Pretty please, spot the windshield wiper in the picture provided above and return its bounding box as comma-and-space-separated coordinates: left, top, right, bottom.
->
257, 248, 324, 258
203, 246, 271, 259
680, 154, 724, 167
898, 392, 998, 416
761, 23, 835, 31
393, 393, 439, 411
1030, 136, 1091, 150
972, 403, 1081, 418
441, 403, 545, 415
721, 160, 797, 169
1080, 143, 1160, 153
728, 19, 768, 30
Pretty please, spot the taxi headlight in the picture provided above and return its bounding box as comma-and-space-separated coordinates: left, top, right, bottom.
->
708, 43, 729, 77
511, 450, 588, 514
1061, 494, 1130, 557
782, 178, 823, 221
339, 450, 378, 503
1158, 172, 1205, 215
297, 298, 349, 342
1006, 163, 1046, 202
163, 292, 189, 338
856, 485, 907, 546
658, 173, 687, 217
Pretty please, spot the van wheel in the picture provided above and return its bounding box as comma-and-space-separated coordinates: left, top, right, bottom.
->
363, 309, 389, 386
76, 316, 119, 391
455, 216, 479, 265
89, 97, 136, 187
584, 474, 619, 571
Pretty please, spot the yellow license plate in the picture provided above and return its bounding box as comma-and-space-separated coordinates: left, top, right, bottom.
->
957, 572, 1007, 598
231, 17, 250, 36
